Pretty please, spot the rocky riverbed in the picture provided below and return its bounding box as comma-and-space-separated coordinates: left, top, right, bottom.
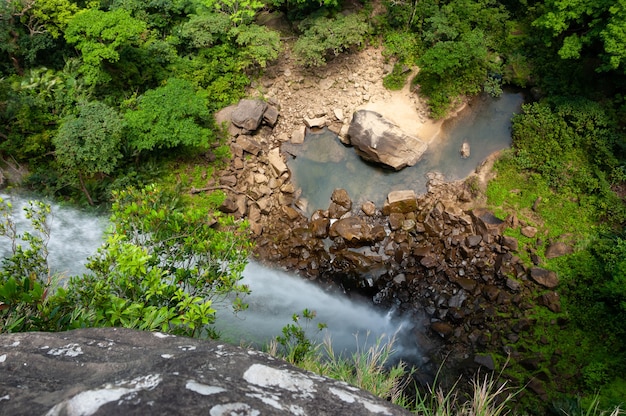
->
206, 46, 570, 402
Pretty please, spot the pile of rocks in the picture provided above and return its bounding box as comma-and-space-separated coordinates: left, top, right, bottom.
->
208, 96, 569, 401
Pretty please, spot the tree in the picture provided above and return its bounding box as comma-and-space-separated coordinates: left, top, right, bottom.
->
53, 100, 124, 205
52, 184, 251, 337
292, 13, 370, 67
64, 8, 147, 86
415, 29, 489, 117
532, 0, 626, 72
124, 78, 215, 154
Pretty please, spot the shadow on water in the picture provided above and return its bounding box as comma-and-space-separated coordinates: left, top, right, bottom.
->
283, 91, 524, 216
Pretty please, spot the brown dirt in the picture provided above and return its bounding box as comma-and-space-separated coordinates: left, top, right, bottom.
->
248, 45, 450, 146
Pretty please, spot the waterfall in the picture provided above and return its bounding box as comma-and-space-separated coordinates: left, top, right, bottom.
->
0, 193, 420, 362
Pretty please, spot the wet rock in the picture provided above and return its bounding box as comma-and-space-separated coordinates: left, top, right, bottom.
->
232, 99, 268, 132
388, 213, 404, 231
328, 188, 352, 219
382, 190, 417, 215
420, 255, 439, 269
460, 142, 470, 158
310, 218, 330, 238
347, 110, 428, 170
329, 217, 375, 244
0, 328, 411, 416
530, 267, 559, 288
361, 201, 376, 216
430, 321, 454, 339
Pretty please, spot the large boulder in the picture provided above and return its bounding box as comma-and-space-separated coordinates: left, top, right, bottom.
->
0, 328, 411, 416
231, 99, 268, 132
347, 110, 428, 170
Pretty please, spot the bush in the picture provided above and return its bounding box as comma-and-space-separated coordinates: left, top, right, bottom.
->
293, 13, 370, 67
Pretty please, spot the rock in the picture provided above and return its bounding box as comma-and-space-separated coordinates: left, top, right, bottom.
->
530, 267, 559, 288
219, 197, 238, 213
388, 213, 404, 231
501, 236, 519, 251
328, 188, 352, 219
471, 208, 507, 238
267, 148, 288, 177
466, 235, 483, 248
474, 354, 496, 371
333, 108, 344, 121
361, 201, 376, 216
219, 175, 237, 187
430, 321, 454, 339
291, 125, 306, 144
521, 226, 538, 238
231, 99, 268, 132
460, 142, 470, 158
382, 190, 417, 215
304, 116, 327, 128
532, 196, 542, 212
545, 241, 573, 259
0, 328, 411, 416
538, 291, 561, 313
347, 110, 428, 171
329, 217, 382, 245
263, 105, 279, 127
310, 218, 330, 238
236, 136, 262, 156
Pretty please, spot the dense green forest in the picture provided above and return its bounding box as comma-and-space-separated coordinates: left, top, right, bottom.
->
1, 0, 626, 413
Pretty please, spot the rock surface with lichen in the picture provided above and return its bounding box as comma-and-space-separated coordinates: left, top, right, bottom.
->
0, 327, 411, 416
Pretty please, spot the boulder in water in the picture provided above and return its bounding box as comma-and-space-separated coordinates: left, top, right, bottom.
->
460, 141, 471, 158
347, 110, 428, 171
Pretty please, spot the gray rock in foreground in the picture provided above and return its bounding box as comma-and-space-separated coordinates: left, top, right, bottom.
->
347, 110, 428, 171
0, 328, 411, 416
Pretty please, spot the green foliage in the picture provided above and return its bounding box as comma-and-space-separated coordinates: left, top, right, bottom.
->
383, 63, 411, 90
53, 100, 124, 204
124, 78, 215, 154
415, 29, 489, 118
201, 0, 264, 26
54, 100, 124, 176
532, 0, 626, 73
382, 30, 421, 64
274, 308, 326, 364
0, 198, 52, 332
51, 184, 249, 336
510, 99, 624, 214
65, 8, 147, 86
293, 13, 370, 67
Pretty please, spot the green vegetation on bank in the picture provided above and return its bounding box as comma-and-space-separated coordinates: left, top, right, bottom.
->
1, 0, 626, 414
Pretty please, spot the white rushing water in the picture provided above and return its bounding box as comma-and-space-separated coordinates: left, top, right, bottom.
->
0, 193, 419, 360
214, 261, 419, 359
0, 193, 108, 278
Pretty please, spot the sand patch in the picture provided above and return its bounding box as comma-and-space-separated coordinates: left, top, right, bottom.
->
359, 69, 443, 143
